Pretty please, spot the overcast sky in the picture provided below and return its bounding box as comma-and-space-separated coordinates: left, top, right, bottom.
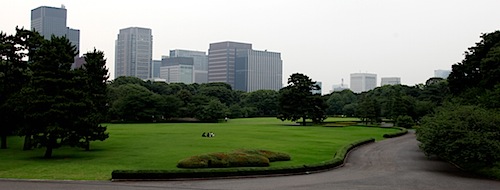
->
2, 0, 500, 93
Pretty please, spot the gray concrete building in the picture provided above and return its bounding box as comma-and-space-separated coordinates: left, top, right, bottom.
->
151, 59, 162, 78
160, 57, 194, 84
115, 27, 152, 80
170, 49, 208, 84
350, 73, 377, 93
235, 49, 282, 92
208, 41, 252, 88
434, 69, 451, 79
31, 5, 80, 55
381, 77, 401, 86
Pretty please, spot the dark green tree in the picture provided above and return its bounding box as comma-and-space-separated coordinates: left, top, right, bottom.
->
71, 49, 109, 150
195, 99, 228, 122
14, 35, 78, 158
242, 90, 279, 117
0, 28, 45, 149
108, 84, 162, 122
356, 95, 380, 125
417, 104, 500, 168
277, 73, 327, 126
448, 30, 500, 102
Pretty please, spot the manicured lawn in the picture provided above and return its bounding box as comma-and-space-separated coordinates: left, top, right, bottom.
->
0, 117, 398, 180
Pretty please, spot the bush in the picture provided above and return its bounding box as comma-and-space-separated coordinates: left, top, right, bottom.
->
395, 115, 414, 128
234, 149, 291, 162
417, 104, 500, 168
113, 138, 375, 180
177, 149, 291, 168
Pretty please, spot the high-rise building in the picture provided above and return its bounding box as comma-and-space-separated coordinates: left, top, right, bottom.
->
170, 49, 208, 84
234, 49, 282, 92
381, 77, 401, 86
208, 41, 252, 88
350, 73, 377, 93
330, 78, 349, 93
151, 59, 162, 78
434, 69, 451, 79
31, 5, 80, 55
114, 27, 152, 80
160, 57, 194, 84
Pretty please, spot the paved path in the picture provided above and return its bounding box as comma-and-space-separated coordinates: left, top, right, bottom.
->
2, 132, 499, 190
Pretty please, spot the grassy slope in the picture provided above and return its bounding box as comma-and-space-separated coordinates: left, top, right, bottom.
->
0, 117, 397, 180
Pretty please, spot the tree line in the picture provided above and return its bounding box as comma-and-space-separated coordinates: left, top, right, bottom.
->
0, 28, 108, 158
417, 30, 500, 174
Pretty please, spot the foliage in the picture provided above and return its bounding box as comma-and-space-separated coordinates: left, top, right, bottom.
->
395, 115, 414, 128
177, 149, 291, 168
2, 30, 110, 157
241, 90, 279, 117
72, 49, 109, 150
326, 89, 357, 116
0, 28, 39, 149
356, 95, 381, 124
448, 30, 500, 104
277, 73, 327, 125
417, 104, 500, 168
195, 99, 228, 122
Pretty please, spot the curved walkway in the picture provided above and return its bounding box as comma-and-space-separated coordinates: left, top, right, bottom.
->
2, 132, 499, 190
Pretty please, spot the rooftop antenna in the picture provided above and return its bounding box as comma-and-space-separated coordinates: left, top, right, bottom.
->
341, 78, 344, 87
61, 4, 65, 9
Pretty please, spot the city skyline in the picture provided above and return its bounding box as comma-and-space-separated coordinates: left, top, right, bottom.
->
2, 1, 500, 93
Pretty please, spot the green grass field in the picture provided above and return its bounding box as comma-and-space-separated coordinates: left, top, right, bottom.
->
0, 117, 398, 180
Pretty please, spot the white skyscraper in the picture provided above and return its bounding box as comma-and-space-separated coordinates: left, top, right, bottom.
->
350, 73, 377, 93
115, 27, 152, 80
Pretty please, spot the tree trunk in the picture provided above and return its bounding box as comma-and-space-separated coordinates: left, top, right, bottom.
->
44, 137, 56, 158
302, 117, 306, 126
84, 139, 90, 151
23, 135, 32, 150
44, 145, 53, 158
1, 134, 7, 149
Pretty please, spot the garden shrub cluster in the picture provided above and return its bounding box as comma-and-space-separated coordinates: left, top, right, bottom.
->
417, 105, 500, 168
112, 138, 375, 180
177, 149, 290, 168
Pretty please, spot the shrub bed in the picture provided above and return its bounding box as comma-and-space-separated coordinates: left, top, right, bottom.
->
177, 149, 290, 168
111, 138, 375, 180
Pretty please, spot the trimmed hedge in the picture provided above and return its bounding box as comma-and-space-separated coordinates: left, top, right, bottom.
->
382, 127, 408, 138
111, 138, 375, 181
176, 149, 291, 168
177, 152, 270, 168
234, 149, 291, 162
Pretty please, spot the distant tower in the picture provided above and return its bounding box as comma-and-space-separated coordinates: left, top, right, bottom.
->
381, 77, 401, 86
170, 49, 209, 84
31, 5, 80, 55
208, 41, 252, 88
234, 49, 282, 92
350, 73, 377, 93
115, 27, 152, 80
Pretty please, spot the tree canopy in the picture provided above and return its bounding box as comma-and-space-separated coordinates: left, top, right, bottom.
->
277, 73, 327, 126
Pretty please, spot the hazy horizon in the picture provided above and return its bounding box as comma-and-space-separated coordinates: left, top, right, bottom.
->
2, 0, 500, 94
